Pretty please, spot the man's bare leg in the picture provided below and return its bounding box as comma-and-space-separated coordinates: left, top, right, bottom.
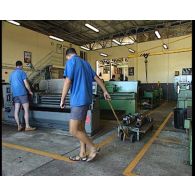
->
79, 121, 87, 157
14, 103, 22, 130
22, 103, 31, 128
70, 119, 95, 149
70, 119, 99, 161
22, 102, 36, 131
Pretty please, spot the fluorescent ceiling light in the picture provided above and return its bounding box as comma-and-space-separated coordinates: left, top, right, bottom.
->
121, 43, 128, 45
129, 39, 134, 44
155, 30, 161, 39
121, 37, 134, 45
121, 41, 134, 45
100, 53, 108, 57
163, 43, 168, 49
85, 23, 99, 32
128, 39, 134, 44
49, 35, 64, 42
128, 48, 135, 53
7, 20, 20, 26
129, 36, 135, 42
81, 46, 90, 51
112, 39, 121, 45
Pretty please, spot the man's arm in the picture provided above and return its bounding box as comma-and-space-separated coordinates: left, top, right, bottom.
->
94, 75, 111, 100
24, 79, 33, 95
60, 77, 72, 108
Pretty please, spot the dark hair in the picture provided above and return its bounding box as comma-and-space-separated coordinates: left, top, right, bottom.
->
16, 60, 23, 66
112, 75, 115, 78
66, 48, 77, 55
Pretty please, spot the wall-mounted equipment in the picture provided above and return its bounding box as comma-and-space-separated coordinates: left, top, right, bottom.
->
182, 68, 192, 75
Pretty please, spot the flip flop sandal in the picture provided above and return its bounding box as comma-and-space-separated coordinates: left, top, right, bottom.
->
86, 153, 97, 162
25, 127, 36, 131
69, 155, 88, 161
18, 126, 23, 131
86, 147, 100, 162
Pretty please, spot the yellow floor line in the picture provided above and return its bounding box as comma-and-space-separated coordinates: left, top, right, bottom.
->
2, 132, 117, 163
2, 142, 74, 163
123, 112, 173, 176
96, 133, 117, 148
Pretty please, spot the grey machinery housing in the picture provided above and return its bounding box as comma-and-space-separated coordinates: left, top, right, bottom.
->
2, 79, 100, 135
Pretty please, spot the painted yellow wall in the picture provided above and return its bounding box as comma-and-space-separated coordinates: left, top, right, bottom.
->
87, 34, 192, 83
2, 21, 89, 82
2, 20, 191, 84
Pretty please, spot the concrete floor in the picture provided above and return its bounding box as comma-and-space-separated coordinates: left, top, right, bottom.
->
2, 101, 192, 176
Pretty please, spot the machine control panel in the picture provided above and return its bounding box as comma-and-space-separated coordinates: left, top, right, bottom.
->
2, 84, 12, 110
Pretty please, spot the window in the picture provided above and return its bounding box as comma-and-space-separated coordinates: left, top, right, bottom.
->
80, 51, 87, 60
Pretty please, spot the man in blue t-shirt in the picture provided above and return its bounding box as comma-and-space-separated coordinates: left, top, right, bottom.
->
9, 60, 36, 131
60, 48, 111, 162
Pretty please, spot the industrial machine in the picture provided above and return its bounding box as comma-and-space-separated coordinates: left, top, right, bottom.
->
99, 81, 139, 115
2, 79, 100, 135
118, 113, 154, 142
173, 75, 192, 129
2, 83, 20, 123
174, 75, 192, 164
174, 75, 192, 109
2, 83, 12, 110
141, 86, 162, 109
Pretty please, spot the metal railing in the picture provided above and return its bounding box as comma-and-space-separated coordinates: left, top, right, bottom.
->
28, 50, 63, 86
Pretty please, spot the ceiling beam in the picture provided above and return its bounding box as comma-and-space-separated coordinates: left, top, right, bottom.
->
19, 20, 91, 45
17, 20, 191, 47
85, 20, 191, 44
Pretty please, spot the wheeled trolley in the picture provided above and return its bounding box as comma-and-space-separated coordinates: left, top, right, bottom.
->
118, 121, 154, 142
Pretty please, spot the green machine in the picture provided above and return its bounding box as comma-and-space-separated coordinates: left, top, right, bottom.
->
141, 87, 162, 109
99, 81, 139, 114
177, 86, 192, 108
175, 75, 192, 165
174, 75, 192, 109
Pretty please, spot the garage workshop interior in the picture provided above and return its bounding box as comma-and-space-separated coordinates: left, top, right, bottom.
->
1, 20, 192, 176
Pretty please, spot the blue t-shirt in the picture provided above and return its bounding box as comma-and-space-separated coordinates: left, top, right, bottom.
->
64, 55, 96, 107
9, 68, 28, 97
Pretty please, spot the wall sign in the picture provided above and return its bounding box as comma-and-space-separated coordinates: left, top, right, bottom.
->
56, 44, 63, 54
128, 67, 134, 76
24, 51, 32, 63
175, 71, 179, 76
